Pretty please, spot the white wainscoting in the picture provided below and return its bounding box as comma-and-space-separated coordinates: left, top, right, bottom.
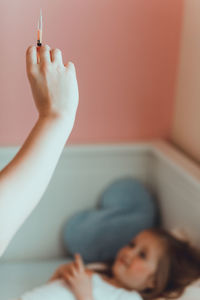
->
147, 141, 200, 246
0, 140, 199, 261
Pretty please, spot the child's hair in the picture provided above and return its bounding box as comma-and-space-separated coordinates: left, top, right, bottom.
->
140, 228, 200, 300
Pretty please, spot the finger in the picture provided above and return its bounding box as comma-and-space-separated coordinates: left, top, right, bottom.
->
48, 271, 61, 282
48, 275, 59, 283
50, 48, 63, 65
36, 47, 40, 64
26, 45, 37, 66
67, 263, 78, 276
64, 61, 76, 72
75, 253, 84, 272
39, 44, 51, 64
63, 273, 73, 285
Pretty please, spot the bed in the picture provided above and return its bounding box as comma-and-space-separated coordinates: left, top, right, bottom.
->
0, 139, 199, 299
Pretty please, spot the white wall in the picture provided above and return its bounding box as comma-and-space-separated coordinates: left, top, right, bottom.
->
172, 0, 200, 163
1, 141, 200, 261
0, 144, 150, 261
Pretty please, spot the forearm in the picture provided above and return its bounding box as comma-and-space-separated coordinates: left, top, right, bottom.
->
0, 114, 74, 255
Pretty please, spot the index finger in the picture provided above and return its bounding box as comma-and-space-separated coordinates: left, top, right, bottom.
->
48, 270, 61, 282
75, 253, 84, 272
26, 45, 37, 66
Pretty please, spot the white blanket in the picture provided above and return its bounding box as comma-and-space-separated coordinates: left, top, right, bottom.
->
18, 273, 142, 300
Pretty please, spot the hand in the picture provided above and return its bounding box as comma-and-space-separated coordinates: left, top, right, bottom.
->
49, 261, 76, 282
26, 45, 79, 123
59, 254, 93, 300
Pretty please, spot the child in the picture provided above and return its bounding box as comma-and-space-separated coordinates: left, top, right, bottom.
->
19, 228, 200, 300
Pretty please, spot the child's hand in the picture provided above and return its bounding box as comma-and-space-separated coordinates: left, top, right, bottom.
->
26, 45, 79, 123
62, 254, 93, 300
48, 261, 76, 282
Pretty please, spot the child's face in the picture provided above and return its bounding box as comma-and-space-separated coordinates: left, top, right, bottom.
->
112, 230, 164, 291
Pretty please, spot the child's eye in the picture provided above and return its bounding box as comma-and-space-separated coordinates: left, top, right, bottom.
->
139, 251, 146, 259
128, 241, 135, 248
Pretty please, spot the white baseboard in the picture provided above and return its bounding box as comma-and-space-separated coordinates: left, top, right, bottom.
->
0, 140, 199, 261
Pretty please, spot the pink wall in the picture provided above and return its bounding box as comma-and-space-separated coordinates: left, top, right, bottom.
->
0, 0, 183, 145
171, 0, 200, 163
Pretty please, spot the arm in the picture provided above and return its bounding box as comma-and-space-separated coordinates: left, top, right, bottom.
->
0, 45, 79, 256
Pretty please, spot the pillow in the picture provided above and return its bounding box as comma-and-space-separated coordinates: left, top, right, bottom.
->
63, 177, 158, 263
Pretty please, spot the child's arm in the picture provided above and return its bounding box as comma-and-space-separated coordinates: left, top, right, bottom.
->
0, 45, 79, 256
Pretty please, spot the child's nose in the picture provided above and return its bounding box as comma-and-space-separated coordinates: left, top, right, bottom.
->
125, 248, 137, 263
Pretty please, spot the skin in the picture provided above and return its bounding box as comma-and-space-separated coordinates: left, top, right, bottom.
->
111, 230, 164, 291
49, 254, 93, 300
50, 230, 165, 300
0, 45, 79, 256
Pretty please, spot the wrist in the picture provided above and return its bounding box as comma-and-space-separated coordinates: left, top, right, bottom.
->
75, 291, 93, 300
77, 297, 93, 300
38, 112, 75, 128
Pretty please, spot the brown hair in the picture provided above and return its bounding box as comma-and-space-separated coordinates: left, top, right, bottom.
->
140, 228, 200, 299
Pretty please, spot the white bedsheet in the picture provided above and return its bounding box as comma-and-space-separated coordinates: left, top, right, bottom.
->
18, 274, 142, 300
0, 259, 68, 300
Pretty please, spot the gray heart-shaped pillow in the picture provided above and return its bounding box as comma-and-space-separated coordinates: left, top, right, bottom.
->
63, 177, 158, 263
